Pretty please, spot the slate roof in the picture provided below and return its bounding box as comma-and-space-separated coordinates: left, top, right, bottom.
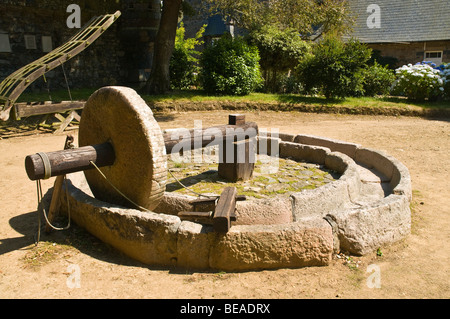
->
347, 0, 450, 43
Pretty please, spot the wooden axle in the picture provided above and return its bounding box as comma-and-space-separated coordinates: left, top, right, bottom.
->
25, 118, 258, 181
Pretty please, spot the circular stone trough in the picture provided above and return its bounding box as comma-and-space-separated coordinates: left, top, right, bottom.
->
59, 133, 412, 271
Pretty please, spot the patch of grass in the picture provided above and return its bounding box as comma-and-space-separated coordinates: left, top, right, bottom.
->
22, 241, 75, 270
166, 153, 337, 198
141, 90, 450, 110
14, 88, 450, 112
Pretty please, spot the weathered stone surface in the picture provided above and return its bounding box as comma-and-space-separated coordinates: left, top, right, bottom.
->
58, 130, 412, 271
79, 86, 167, 211
176, 221, 213, 269
235, 197, 293, 225
328, 194, 411, 255
61, 172, 180, 266
209, 219, 334, 271
290, 179, 351, 220
294, 134, 361, 158
389, 156, 413, 201
279, 141, 328, 164
154, 193, 196, 216
355, 147, 395, 180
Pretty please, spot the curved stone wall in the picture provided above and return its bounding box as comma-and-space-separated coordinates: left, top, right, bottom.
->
59, 133, 412, 270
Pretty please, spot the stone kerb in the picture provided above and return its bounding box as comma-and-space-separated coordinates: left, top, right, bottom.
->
59, 132, 412, 270
287, 133, 412, 255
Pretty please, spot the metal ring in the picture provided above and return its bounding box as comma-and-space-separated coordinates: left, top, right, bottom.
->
37, 152, 52, 180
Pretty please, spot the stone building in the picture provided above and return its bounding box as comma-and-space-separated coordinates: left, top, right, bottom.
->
0, 0, 161, 94
347, 0, 450, 67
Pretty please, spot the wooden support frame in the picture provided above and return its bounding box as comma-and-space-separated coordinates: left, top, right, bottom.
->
0, 11, 120, 121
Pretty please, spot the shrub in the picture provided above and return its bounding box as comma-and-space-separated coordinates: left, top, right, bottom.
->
296, 37, 372, 99
392, 62, 444, 101
170, 23, 205, 90
440, 63, 450, 100
200, 35, 262, 95
249, 25, 311, 93
361, 62, 396, 96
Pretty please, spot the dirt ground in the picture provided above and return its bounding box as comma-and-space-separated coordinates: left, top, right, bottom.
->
0, 110, 449, 299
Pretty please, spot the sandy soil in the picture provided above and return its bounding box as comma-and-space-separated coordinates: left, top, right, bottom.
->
0, 110, 449, 299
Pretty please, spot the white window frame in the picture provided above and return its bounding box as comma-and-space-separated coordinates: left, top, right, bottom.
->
424, 51, 443, 64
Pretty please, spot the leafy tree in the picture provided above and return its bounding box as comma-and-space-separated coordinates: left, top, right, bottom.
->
170, 23, 205, 90
200, 35, 262, 95
297, 36, 372, 99
249, 25, 311, 92
205, 0, 353, 40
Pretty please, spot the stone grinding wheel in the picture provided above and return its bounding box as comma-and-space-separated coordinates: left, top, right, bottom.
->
78, 86, 167, 211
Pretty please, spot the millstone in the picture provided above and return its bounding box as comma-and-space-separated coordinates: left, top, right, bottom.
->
78, 86, 167, 210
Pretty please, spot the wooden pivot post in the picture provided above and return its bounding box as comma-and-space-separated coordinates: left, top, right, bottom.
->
45, 135, 74, 233
218, 114, 257, 182
213, 187, 238, 233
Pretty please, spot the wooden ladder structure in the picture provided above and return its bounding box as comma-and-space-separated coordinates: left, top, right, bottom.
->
0, 10, 121, 123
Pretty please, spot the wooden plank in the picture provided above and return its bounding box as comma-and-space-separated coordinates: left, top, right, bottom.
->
213, 187, 237, 233
54, 110, 76, 134
15, 101, 85, 118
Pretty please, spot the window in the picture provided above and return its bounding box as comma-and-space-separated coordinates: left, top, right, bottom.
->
425, 51, 443, 64
24, 35, 37, 49
0, 33, 12, 52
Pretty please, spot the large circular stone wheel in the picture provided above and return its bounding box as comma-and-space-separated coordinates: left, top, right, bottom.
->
78, 86, 167, 211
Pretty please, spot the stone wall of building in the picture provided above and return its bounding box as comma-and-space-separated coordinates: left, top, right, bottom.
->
369, 40, 450, 67
0, 0, 161, 96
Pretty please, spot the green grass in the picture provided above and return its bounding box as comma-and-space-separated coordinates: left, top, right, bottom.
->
17, 88, 450, 110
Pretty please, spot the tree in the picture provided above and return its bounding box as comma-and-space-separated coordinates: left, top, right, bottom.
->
170, 23, 205, 89
297, 36, 372, 99
249, 25, 311, 92
142, 0, 183, 94
205, 0, 352, 40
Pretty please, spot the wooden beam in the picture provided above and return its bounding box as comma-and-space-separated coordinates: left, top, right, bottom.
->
213, 187, 237, 233
14, 101, 85, 118
25, 142, 116, 180
163, 121, 258, 154
25, 121, 258, 181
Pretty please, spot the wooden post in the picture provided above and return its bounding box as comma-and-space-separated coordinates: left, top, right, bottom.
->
45, 135, 74, 233
218, 115, 257, 182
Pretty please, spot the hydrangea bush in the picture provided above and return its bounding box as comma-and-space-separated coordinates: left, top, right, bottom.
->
440, 63, 450, 99
392, 62, 444, 101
